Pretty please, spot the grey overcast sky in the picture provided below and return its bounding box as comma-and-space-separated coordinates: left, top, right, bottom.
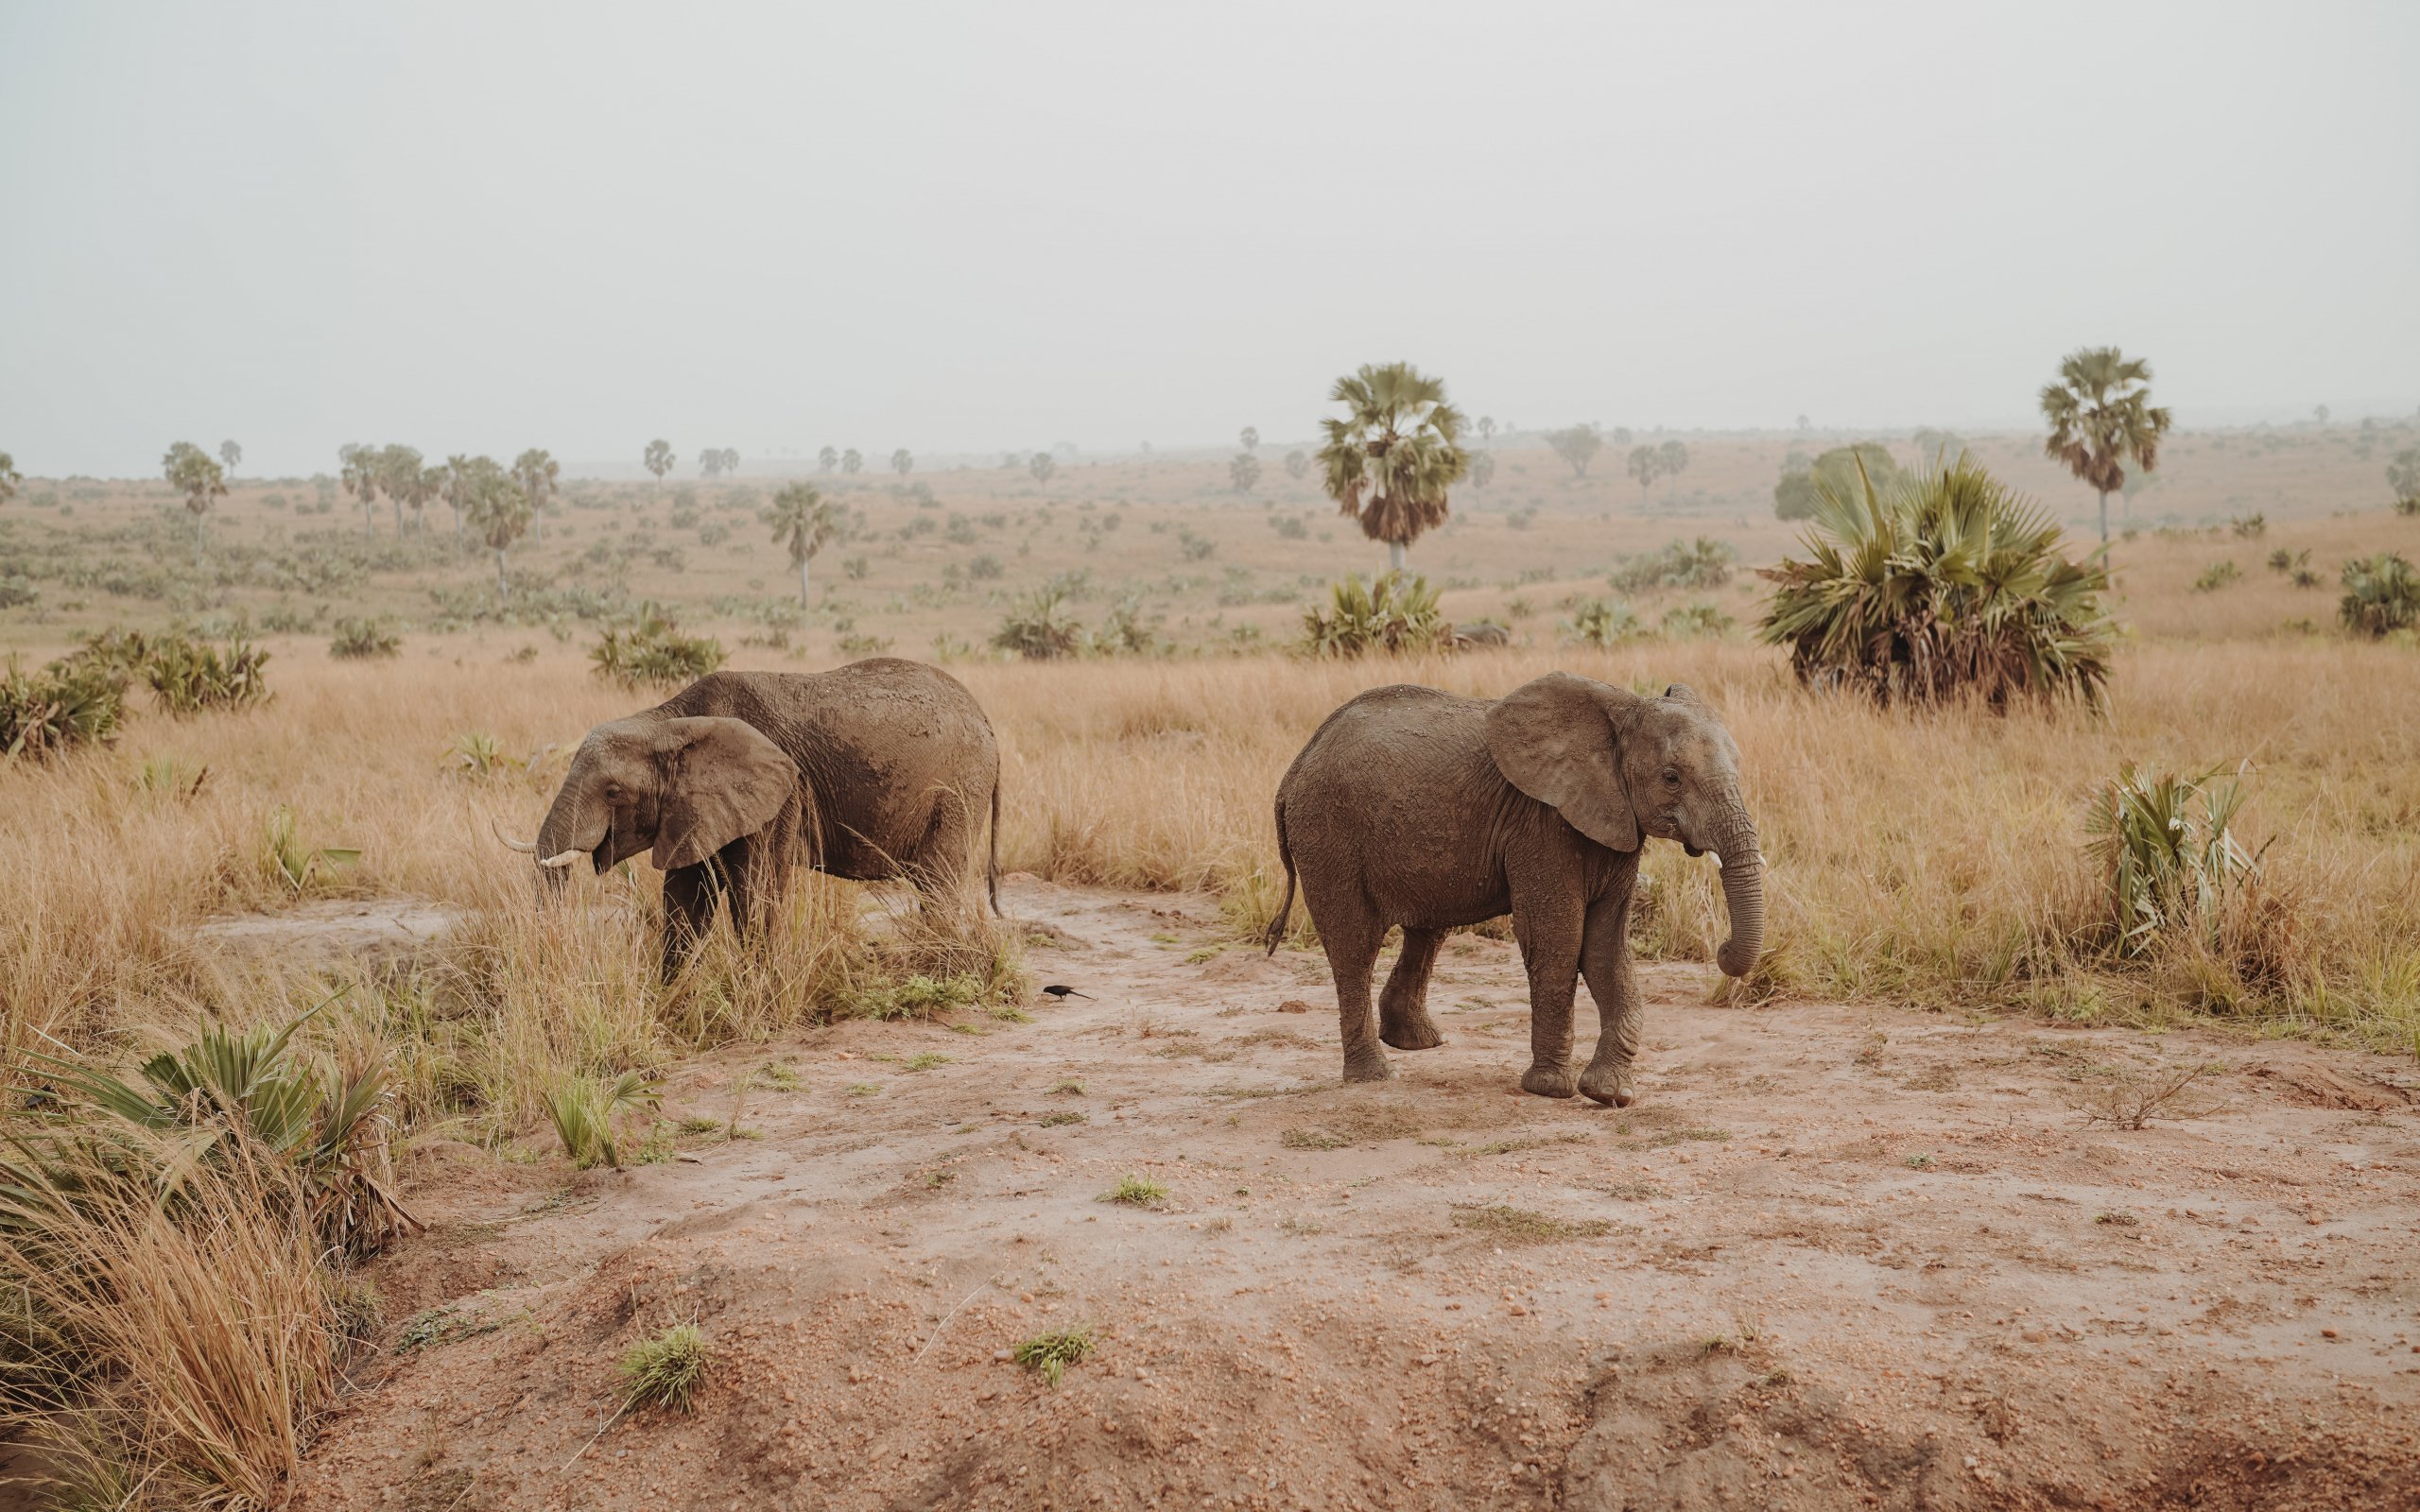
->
3, 1, 2414, 477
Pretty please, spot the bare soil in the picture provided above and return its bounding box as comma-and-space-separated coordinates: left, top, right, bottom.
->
293, 880, 2420, 1511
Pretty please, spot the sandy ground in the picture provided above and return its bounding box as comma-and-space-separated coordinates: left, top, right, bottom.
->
289, 879, 2420, 1512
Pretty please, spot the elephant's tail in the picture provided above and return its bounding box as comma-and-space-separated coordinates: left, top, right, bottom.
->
1262, 800, 1297, 957
986, 775, 1002, 919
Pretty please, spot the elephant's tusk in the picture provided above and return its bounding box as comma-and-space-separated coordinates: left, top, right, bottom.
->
491, 818, 539, 854
539, 849, 586, 869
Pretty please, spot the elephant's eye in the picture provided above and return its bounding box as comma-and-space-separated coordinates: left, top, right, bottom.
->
1662, 768, 1681, 787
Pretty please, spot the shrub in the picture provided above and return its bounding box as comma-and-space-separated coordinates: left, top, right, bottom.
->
2084, 763, 2261, 959
1775, 444, 1903, 522
2387, 446, 2420, 514
1608, 537, 1736, 593
1097, 593, 1167, 656
1300, 571, 1448, 658
590, 610, 726, 689
1012, 1327, 1094, 1386
2265, 547, 2308, 575
2191, 560, 2242, 593
0, 655, 125, 762
969, 553, 1004, 580
2228, 513, 2266, 539
617, 1323, 711, 1412
0, 574, 36, 610
1757, 459, 2113, 709
1561, 597, 1644, 647
541, 1072, 664, 1170
22, 997, 416, 1259
1659, 600, 1736, 640
141, 633, 271, 715
992, 586, 1085, 661
328, 617, 401, 660
2337, 553, 2418, 638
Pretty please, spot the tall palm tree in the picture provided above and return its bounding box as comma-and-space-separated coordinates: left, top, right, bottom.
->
0, 452, 21, 507
513, 448, 560, 545
2040, 347, 2172, 544
376, 444, 424, 535
1317, 362, 1469, 571
767, 481, 841, 609
459, 456, 531, 603
439, 453, 474, 537
162, 441, 226, 563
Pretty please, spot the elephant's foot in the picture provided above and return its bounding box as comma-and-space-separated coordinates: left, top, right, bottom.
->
1342, 1048, 1395, 1084
1579, 1063, 1635, 1108
1521, 1061, 1578, 1099
1379, 1012, 1444, 1052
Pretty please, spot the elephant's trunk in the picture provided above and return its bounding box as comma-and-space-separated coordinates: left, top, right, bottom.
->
1712, 814, 1766, 979
532, 782, 608, 897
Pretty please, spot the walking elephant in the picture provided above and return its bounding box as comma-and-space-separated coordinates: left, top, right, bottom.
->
498, 659, 1001, 976
1263, 672, 1766, 1105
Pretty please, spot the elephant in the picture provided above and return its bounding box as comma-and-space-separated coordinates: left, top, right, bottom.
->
498, 659, 1001, 975
1262, 672, 1765, 1106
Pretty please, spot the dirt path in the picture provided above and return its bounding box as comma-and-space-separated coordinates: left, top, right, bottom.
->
294, 880, 2420, 1511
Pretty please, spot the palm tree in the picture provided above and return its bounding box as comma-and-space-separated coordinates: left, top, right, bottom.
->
512, 448, 560, 545
890, 448, 914, 476
2040, 347, 2172, 544
0, 452, 20, 507
459, 456, 531, 603
1028, 451, 1056, 486
841, 448, 863, 475
218, 439, 242, 479
439, 453, 474, 537
818, 446, 838, 473
162, 441, 226, 562
767, 481, 841, 608
1316, 361, 1469, 571
644, 438, 674, 487
376, 444, 424, 534
337, 443, 379, 537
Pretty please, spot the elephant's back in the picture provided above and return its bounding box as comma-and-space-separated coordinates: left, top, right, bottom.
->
1282, 683, 1494, 802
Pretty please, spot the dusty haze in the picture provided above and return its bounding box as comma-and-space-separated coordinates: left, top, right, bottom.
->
2, 0, 2414, 477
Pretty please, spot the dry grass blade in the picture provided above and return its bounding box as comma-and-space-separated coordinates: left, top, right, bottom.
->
2067, 1060, 2224, 1130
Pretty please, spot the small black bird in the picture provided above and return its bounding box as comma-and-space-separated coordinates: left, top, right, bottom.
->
1039, 985, 1094, 1001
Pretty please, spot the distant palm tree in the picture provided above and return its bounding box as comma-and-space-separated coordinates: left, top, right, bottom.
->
768, 481, 842, 608
512, 448, 560, 544
890, 448, 914, 476
818, 446, 838, 473
337, 443, 379, 537
162, 441, 226, 562
2040, 347, 2172, 544
1317, 361, 1469, 571
459, 456, 532, 602
1028, 451, 1056, 486
218, 439, 242, 479
376, 444, 424, 534
439, 453, 474, 537
0, 452, 20, 507
644, 438, 674, 487
1239, 426, 1259, 455
841, 448, 863, 475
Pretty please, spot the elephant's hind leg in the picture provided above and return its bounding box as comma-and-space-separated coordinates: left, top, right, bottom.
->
1313, 897, 1392, 1083
1378, 927, 1446, 1051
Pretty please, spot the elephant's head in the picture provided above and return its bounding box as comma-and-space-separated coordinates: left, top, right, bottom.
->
1484, 672, 1767, 977
502, 715, 800, 891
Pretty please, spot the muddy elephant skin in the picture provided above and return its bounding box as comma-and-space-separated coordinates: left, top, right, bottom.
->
1265, 672, 1765, 1105
515, 660, 1001, 976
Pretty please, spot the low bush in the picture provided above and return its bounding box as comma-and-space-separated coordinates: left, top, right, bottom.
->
0, 655, 125, 761
541, 1071, 664, 1169
1561, 597, 1644, 647
328, 617, 401, 660
1300, 571, 1447, 658
1758, 459, 2112, 708
141, 633, 272, 715
590, 610, 726, 690
617, 1323, 712, 1413
992, 586, 1085, 661
2084, 763, 2262, 959
2192, 560, 2242, 593
2337, 553, 2417, 638
1608, 537, 1736, 593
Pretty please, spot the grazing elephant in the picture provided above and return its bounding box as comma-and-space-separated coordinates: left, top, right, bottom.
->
1263, 672, 1765, 1105
498, 660, 1001, 975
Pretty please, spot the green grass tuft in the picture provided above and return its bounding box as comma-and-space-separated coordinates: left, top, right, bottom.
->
617, 1323, 712, 1413
1011, 1327, 1094, 1386
1099, 1174, 1167, 1208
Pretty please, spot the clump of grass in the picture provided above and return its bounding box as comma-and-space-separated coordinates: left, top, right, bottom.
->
904, 1052, 952, 1073
589, 609, 725, 690
1100, 1174, 1167, 1207
1050, 1079, 1086, 1095
2094, 1211, 2140, 1227
845, 1083, 881, 1097
2084, 763, 2261, 959
1904, 1152, 1934, 1169
137, 631, 273, 715
540, 1071, 664, 1169
2192, 560, 2242, 593
1280, 1126, 1349, 1150
261, 803, 361, 894
0, 653, 125, 761
1038, 1111, 1086, 1127
1300, 571, 1449, 658
617, 1323, 711, 1413
2338, 552, 2418, 638
1012, 1326, 1094, 1386
328, 617, 401, 660
1450, 1204, 1613, 1244
2067, 1060, 2222, 1130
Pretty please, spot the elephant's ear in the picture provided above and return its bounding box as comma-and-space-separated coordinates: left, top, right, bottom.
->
1484, 673, 1640, 851
651, 717, 798, 871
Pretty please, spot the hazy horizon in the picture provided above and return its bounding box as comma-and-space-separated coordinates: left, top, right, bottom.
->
4, 1, 2414, 479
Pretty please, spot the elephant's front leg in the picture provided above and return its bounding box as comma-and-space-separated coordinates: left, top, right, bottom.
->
1513, 895, 1585, 1099
661, 862, 725, 980
1578, 890, 1642, 1108
1378, 927, 1446, 1051
721, 828, 794, 942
